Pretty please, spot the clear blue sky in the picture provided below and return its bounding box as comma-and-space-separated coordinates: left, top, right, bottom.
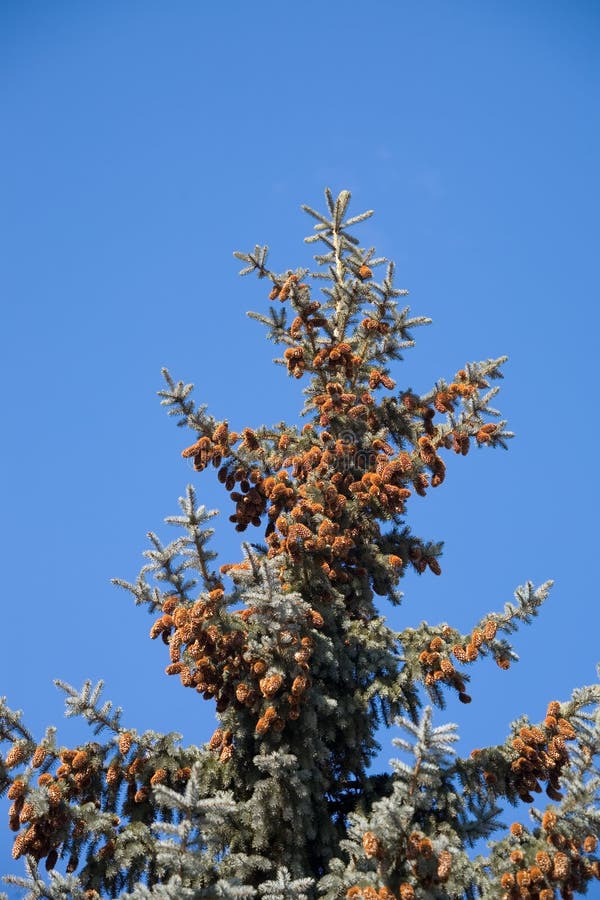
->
2, 0, 600, 887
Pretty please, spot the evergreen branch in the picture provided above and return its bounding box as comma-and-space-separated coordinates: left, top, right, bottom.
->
158, 368, 215, 434
111, 572, 164, 613
54, 679, 123, 734
301, 205, 332, 228
233, 245, 270, 278
258, 866, 313, 899
164, 486, 220, 590
341, 210, 374, 229
492, 579, 553, 635
247, 307, 292, 346
0, 698, 33, 745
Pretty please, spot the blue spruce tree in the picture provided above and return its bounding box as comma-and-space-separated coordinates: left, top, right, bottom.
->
2, 190, 599, 899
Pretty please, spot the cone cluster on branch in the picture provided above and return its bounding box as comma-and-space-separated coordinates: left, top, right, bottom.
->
1, 190, 599, 899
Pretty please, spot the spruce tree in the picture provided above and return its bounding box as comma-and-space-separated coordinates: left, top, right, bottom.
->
2, 189, 599, 899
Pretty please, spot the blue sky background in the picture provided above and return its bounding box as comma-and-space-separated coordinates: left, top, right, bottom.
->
2, 0, 600, 888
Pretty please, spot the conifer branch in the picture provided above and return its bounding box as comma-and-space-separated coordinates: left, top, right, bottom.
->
158, 368, 215, 434
54, 679, 123, 735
